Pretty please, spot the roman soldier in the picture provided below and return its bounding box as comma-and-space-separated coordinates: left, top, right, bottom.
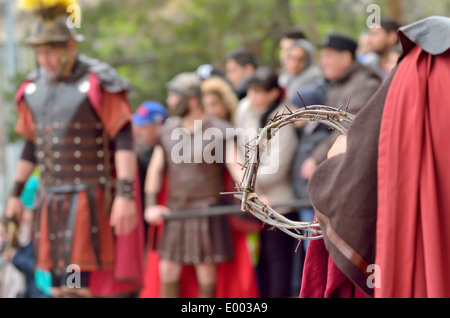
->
5, 0, 144, 297
143, 72, 252, 298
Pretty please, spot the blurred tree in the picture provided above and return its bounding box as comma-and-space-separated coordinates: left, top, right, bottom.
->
3, 72, 28, 143
13, 0, 446, 111
3, 0, 449, 151
386, 0, 403, 24
78, 0, 296, 108
2, 0, 449, 147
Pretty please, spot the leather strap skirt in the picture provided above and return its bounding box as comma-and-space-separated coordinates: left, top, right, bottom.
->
158, 200, 233, 265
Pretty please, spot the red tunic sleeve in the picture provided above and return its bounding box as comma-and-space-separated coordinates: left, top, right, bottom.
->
95, 91, 132, 139
15, 100, 35, 141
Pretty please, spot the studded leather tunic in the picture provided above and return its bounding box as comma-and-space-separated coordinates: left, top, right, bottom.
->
156, 116, 235, 264
23, 67, 113, 189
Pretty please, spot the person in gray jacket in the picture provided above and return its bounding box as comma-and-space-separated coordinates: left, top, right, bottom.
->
302, 34, 382, 178
284, 39, 324, 105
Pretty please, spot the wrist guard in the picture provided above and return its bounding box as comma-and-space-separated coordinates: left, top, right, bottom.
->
10, 181, 25, 198
115, 178, 135, 199
145, 193, 157, 208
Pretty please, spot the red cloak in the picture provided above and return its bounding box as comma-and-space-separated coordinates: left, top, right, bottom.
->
376, 45, 450, 297
299, 230, 366, 298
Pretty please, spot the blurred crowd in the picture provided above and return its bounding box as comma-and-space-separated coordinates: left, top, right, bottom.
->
1, 15, 402, 298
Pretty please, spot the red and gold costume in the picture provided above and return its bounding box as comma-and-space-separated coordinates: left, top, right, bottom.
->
14, 0, 144, 296
15, 54, 144, 297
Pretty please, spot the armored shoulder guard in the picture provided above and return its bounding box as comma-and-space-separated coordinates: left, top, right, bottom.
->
78, 54, 131, 93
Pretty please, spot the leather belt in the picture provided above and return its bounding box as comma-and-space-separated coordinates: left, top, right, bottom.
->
35, 122, 103, 130
64, 192, 79, 269
43, 183, 102, 274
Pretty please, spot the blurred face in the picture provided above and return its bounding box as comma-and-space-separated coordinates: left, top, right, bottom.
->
203, 92, 228, 120
247, 86, 280, 110
225, 59, 252, 89
279, 37, 294, 67
166, 91, 182, 110
358, 33, 372, 55
368, 27, 397, 55
166, 91, 189, 117
133, 124, 159, 147
34, 41, 76, 80
319, 48, 352, 81
286, 46, 308, 76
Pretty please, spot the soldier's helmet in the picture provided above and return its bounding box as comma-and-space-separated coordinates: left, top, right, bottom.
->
19, 0, 84, 46
166, 72, 202, 98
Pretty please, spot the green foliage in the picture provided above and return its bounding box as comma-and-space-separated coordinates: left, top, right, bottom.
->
8, 0, 450, 114
78, 0, 416, 107
3, 71, 28, 143
3, 0, 449, 147
78, 0, 294, 108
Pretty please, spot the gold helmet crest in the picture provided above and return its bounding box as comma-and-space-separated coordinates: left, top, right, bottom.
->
19, 0, 84, 46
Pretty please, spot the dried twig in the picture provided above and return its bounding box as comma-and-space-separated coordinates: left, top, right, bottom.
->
234, 104, 355, 241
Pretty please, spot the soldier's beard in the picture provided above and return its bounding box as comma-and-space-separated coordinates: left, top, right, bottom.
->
47, 49, 75, 81
169, 97, 190, 118
58, 50, 75, 80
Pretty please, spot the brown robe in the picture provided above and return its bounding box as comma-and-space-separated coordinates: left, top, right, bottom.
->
303, 68, 395, 297
306, 16, 450, 297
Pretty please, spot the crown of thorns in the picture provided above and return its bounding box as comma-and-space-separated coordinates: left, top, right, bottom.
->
233, 96, 355, 242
